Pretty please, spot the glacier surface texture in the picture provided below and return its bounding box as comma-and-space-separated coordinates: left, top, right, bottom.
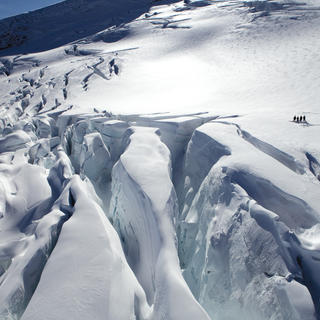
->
1, 0, 320, 319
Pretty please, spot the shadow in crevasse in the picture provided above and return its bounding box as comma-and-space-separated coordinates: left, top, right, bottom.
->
0, 0, 180, 57
244, 1, 303, 13
242, 0, 320, 20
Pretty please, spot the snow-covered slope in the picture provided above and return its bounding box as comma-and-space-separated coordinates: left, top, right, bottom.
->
1, 0, 320, 319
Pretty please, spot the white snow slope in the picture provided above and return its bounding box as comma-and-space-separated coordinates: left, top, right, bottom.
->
1, 0, 320, 319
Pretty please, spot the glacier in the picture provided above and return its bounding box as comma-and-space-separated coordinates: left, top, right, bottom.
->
1, 0, 320, 319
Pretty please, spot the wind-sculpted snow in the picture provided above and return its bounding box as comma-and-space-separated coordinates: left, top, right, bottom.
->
1, 0, 320, 319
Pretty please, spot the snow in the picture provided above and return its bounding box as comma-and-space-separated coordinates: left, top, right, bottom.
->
110, 126, 209, 319
0, 0, 320, 319
21, 176, 151, 320
0, 130, 32, 153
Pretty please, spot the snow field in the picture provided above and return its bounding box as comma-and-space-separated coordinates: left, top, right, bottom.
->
0, 0, 320, 319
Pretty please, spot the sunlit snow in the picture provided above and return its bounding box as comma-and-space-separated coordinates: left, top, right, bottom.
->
0, 0, 320, 319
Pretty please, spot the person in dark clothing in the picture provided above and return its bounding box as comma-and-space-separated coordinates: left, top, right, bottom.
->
300, 115, 303, 122
303, 115, 306, 122
293, 116, 296, 122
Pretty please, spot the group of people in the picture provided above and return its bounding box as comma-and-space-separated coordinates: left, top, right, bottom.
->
293, 115, 306, 123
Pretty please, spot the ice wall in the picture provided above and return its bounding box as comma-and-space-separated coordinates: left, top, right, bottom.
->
110, 126, 210, 319
179, 121, 320, 320
1, 109, 320, 320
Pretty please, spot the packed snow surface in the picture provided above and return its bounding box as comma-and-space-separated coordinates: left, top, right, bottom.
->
1, 0, 320, 319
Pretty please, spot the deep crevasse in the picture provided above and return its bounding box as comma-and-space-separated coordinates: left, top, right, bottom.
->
1, 110, 320, 319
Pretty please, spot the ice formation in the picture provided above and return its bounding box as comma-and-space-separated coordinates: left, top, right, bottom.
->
1, 0, 320, 319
